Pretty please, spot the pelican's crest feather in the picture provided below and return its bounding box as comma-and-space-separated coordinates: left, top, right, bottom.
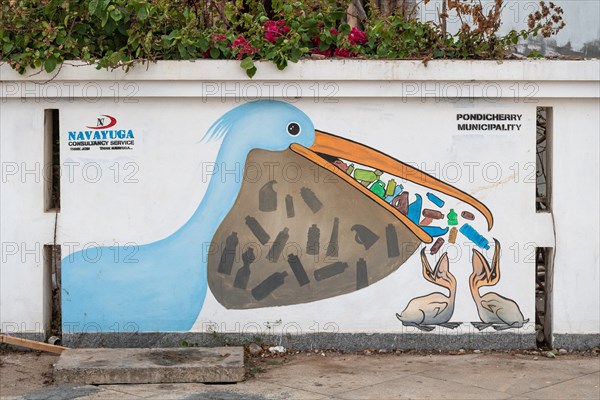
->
201, 102, 259, 142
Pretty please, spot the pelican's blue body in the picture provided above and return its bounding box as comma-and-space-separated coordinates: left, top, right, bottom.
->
62, 101, 315, 332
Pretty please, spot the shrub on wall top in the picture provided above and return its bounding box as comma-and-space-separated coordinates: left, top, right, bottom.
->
0, 0, 565, 77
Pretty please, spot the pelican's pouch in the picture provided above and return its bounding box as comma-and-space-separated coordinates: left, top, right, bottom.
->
208, 149, 421, 309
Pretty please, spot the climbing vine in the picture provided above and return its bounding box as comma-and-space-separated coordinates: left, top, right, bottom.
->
1, 0, 565, 77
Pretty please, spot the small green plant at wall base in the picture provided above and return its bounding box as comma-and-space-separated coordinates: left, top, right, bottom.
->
0, 0, 566, 78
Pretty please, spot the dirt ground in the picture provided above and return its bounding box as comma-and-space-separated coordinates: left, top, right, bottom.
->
1, 344, 598, 398
0, 347, 58, 397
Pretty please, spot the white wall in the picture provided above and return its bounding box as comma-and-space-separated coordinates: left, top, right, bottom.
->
1, 60, 598, 341
551, 98, 600, 334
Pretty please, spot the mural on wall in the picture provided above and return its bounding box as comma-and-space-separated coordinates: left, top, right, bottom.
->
395, 250, 460, 331
470, 240, 529, 331
62, 99, 524, 333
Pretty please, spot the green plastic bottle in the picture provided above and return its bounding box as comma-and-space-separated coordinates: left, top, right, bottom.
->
370, 180, 386, 198
447, 209, 458, 226
385, 179, 397, 197
353, 169, 377, 182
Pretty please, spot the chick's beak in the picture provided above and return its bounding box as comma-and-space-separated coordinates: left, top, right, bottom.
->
290, 131, 494, 244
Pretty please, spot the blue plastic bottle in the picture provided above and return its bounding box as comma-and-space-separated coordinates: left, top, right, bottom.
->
459, 223, 490, 250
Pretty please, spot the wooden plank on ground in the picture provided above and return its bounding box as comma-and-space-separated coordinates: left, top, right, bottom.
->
0, 334, 66, 354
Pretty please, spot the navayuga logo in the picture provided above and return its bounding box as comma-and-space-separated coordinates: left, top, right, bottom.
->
68, 115, 136, 151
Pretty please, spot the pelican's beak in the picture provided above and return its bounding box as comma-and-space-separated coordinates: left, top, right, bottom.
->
290, 131, 494, 244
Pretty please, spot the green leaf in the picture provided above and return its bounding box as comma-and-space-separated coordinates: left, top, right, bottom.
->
44, 56, 58, 73
246, 66, 257, 78
136, 6, 148, 21
339, 23, 351, 35
210, 47, 220, 59
240, 56, 255, 70
433, 48, 445, 58
178, 43, 188, 59
101, 11, 109, 27
88, 0, 99, 15
290, 47, 302, 61
199, 37, 210, 52
3, 42, 13, 54
110, 8, 122, 22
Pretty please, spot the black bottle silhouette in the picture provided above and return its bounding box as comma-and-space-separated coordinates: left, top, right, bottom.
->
217, 232, 238, 275
233, 247, 256, 290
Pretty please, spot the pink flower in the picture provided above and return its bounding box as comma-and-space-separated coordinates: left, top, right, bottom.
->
348, 27, 367, 45
330, 28, 338, 35
312, 48, 331, 57
333, 48, 355, 58
232, 35, 247, 48
231, 36, 258, 60
263, 20, 290, 44
211, 34, 227, 43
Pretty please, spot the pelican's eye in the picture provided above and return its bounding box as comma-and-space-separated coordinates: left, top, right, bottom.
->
287, 122, 301, 136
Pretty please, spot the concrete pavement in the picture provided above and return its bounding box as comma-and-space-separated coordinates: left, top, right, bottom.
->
2, 350, 599, 399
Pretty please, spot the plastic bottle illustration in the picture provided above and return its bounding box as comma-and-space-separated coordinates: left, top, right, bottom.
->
245, 216, 270, 244
420, 217, 433, 226
356, 258, 369, 289
370, 180, 386, 198
430, 237, 445, 255
422, 209, 444, 220
258, 180, 277, 212
285, 194, 295, 218
326, 217, 340, 257
385, 185, 403, 203
461, 211, 475, 220
351, 224, 379, 250
217, 232, 238, 275
251, 272, 288, 301
314, 262, 349, 281
353, 169, 377, 182
447, 209, 458, 226
333, 160, 348, 172
287, 254, 310, 286
385, 179, 397, 197
300, 187, 323, 213
392, 191, 409, 215
268, 228, 290, 263
448, 227, 458, 244
386, 224, 400, 258
426, 192, 445, 208
233, 247, 256, 290
459, 223, 490, 250
307, 224, 320, 255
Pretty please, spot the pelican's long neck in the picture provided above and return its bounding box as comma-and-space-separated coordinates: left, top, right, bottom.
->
469, 274, 482, 302
442, 275, 457, 300
174, 141, 251, 243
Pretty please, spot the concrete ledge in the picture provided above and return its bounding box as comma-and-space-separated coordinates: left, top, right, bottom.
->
1, 60, 598, 99
2, 59, 599, 82
54, 347, 245, 384
62, 332, 537, 351
553, 334, 600, 350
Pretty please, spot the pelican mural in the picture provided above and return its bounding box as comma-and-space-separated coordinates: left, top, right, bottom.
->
62, 100, 502, 332
470, 240, 529, 331
396, 250, 460, 331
